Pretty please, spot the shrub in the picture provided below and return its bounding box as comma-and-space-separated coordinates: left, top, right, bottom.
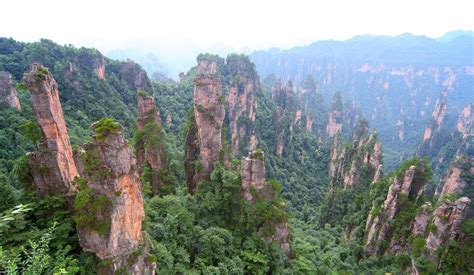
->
93, 118, 120, 141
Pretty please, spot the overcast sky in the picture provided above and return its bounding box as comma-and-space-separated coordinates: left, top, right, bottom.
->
1, 0, 473, 73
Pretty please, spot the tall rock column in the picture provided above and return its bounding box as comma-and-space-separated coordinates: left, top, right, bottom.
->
365, 161, 426, 255
76, 119, 154, 274
135, 93, 168, 195
328, 120, 382, 190
327, 91, 343, 137
456, 103, 472, 139
240, 150, 291, 257
422, 98, 447, 142
0, 71, 21, 110
226, 55, 259, 155
24, 64, 78, 196
185, 57, 225, 193
425, 197, 471, 262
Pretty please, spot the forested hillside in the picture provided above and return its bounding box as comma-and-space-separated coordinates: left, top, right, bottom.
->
0, 38, 472, 274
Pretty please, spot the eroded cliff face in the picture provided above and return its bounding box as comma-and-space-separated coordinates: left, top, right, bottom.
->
439, 157, 473, 196
328, 121, 382, 190
327, 92, 343, 137
227, 56, 259, 156
113, 59, 153, 92
240, 151, 291, 257
241, 151, 268, 201
24, 64, 78, 196
422, 99, 447, 141
185, 57, 225, 192
135, 94, 168, 195
93, 57, 106, 80
0, 71, 21, 110
365, 162, 426, 255
76, 121, 154, 274
456, 103, 472, 138
426, 197, 471, 262
271, 81, 297, 156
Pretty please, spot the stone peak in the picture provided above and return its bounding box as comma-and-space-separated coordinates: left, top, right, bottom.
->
197, 59, 217, 75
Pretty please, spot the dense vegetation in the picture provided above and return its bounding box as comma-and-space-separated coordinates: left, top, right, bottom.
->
0, 39, 472, 273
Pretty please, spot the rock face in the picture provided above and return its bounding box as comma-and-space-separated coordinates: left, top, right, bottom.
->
241, 151, 268, 201
271, 81, 296, 156
327, 92, 343, 137
439, 157, 473, 196
115, 59, 153, 92
328, 120, 382, 190
135, 94, 167, 195
93, 57, 106, 80
227, 55, 259, 156
411, 202, 432, 236
77, 121, 154, 274
0, 71, 21, 110
426, 197, 471, 262
456, 103, 472, 138
240, 151, 291, 257
185, 57, 225, 193
272, 81, 294, 111
422, 98, 447, 141
365, 161, 426, 255
24, 64, 78, 196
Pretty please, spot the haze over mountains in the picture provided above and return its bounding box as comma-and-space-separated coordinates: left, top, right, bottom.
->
0, 23, 472, 273
105, 30, 474, 79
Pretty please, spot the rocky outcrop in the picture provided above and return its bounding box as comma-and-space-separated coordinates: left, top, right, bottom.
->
241, 151, 268, 201
227, 55, 259, 155
439, 157, 473, 197
24, 64, 78, 196
271, 81, 298, 156
93, 57, 106, 80
327, 92, 343, 137
365, 161, 426, 255
76, 120, 154, 274
422, 98, 447, 142
329, 120, 382, 189
411, 202, 432, 236
135, 94, 168, 195
272, 81, 294, 110
426, 197, 471, 262
240, 150, 291, 257
456, 103, 472, 138
114, 59, 153, 92
185, 57, 225, 193
0, 71, 21, 110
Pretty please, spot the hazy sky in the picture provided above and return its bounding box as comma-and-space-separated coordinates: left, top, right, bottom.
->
1, 0, 473, 73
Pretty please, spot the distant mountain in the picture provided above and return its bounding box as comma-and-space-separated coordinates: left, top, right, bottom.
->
437, 30, 474, 42
106, 49, 171, 80
250, 31, 474, 170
